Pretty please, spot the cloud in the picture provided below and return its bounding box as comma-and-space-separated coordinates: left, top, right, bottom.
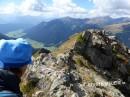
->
19, 0, 45, 16
0, 0, 88, 18
90, 0, 130, 17
20, 0, 45, 12
0, 3, 17, 14
0, 0, 46, 16
1, 0, 130, 18
43, 0, 88, 18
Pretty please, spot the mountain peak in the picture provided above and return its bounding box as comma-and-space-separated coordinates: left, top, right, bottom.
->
21, 30, 130, 97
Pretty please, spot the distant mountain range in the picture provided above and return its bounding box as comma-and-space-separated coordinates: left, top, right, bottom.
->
87, 16, 130, 26
0, 15, 45, 24
104, 22, 130, 33
24, 17, 100, 46
0, 23, 34, 34
104, 22, 130, 47
24, 16, 130, 46
1, 16, 130, 48
0, 15, 45, 34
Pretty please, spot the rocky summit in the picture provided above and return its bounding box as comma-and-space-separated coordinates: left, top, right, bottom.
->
21, 30, 130, 97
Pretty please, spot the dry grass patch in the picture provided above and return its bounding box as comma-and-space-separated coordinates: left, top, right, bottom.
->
52, 33, 80, 56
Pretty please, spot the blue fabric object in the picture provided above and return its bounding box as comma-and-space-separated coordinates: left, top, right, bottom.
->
0, 70, 22, 97
0, 38, 32, 69
0, 91, 19, 97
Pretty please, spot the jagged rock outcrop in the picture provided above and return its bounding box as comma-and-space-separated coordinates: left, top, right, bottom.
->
21, 30, 130, 97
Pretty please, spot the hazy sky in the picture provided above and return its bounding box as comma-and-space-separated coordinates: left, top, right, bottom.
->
0, 0, 130, 18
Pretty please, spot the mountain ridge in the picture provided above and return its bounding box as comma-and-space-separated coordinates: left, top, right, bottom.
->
21, 30, 130, 97
25, 18, 100, 46
24, 16, 130, 47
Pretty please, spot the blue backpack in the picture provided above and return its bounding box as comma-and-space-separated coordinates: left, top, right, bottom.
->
0, 70, 23, 97
0, 91, 18, 97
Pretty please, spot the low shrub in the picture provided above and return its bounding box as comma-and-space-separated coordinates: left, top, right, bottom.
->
77, 34, 86, 43
21, 77, 40, 97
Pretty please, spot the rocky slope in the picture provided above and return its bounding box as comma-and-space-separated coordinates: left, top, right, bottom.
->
21, 30, 130, 97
